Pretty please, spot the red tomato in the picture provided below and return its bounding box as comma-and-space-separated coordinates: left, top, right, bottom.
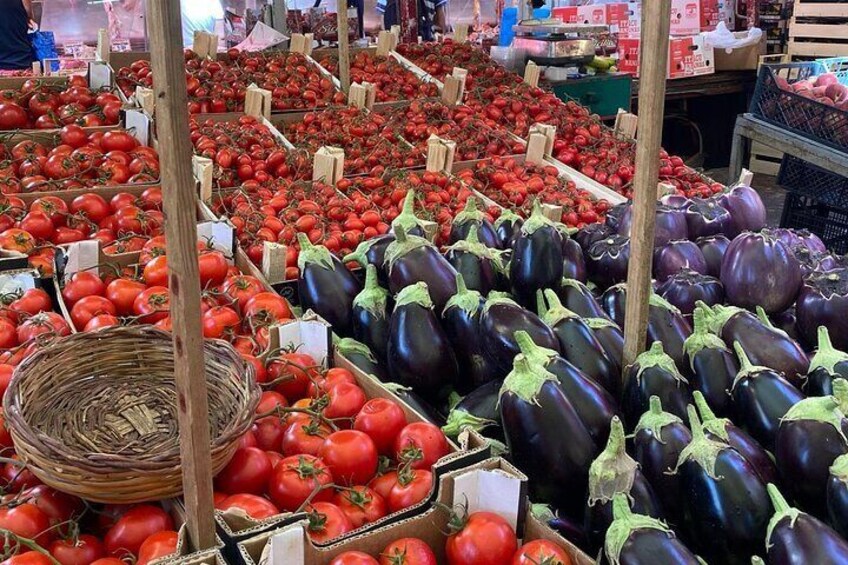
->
282, 417, 331, 457
220, 275, 265, 313
49, 535, 105, 565
106, 278, 147, 317
266, 352, 317, 402
202, 306, 241, 340
354, 398, 407, 456
379, 538, 437, 565
330, 552, 378, 565
20, 485, 83, 525
214, 447, 272, 495
198, 250, 229, 288
367, 471, 398, 501
305, 502, 353, 544
90, 560, 126, 565
307, 368, 356, 398
1, 553, 53, 565
394, 423, 450, 470
318, 430, 378, 487
16, 312, 70, 343
62, 271, 106, 307
256, 390, 289, 414
243, 292, 292, 325
104, 504, 174, 558
445, 512, 517, 565
133, 286, 170, 324
70, 295, 116, 330
254, 416, 286, 452
267, 454, 334, 512
332, 485, 387, 529
136, 531, 178, 565
323, 382, 367, 425
511, 539, 572, 565
142, 255, 169, 287
217, 494, 280, 520
0, 503, 53, 548
386, 469, 433, 513
11, 288, 52, 319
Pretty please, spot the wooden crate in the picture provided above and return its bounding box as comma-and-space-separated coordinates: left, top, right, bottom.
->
749, 141, 784, 176
788, 1, 848, 59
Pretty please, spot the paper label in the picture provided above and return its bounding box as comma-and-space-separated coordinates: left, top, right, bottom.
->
0, 273, 36, 295
274, 319, 331, 368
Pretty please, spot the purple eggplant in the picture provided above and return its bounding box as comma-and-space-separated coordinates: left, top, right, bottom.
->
539, 289, 618, 396
631, 397, 692, 527
559, 278, 608, 320
586, 317, 624, 376
297, 233, 362, 336
443, 226, 501, 296
766, 227, 827, 255
693, 391, 779, 486
696, 234, 731, 278
791, 243, 828, 279
731, 343, 804, 452
827, 454, 848, 539
442, 378, 502, 441
449, 197, 499, 249
344, 233, 395, 286
653, 240, 708, 282
499, 352, 605, 518
587, 236, 631, 290
685, 198, 731, 238
351, 265, 390, 363
775, 379, 848, 517
718, 184, 767, 239
797, 269, 848, 351
707, 304, 809, 388
602, 283, 627, 327
562, 236, 587, 283
617, 204, 689, 248
493, 209, 523, 250
509, 202, 564, 309
387, 282, 458, 404
385, 227, 458, 312
480, 293, 560, 377
674, 406, 770, 565
542, 508, 590, 551
390, 191, 432, 239
766, 483, 848, 564
335, 338, 388, 382
658, 269, 724, 320
586, 418, 664, 553
721, 231, 802, 314
603, 494, 700, 565
771, 308, 805, 347
660, 193, 692, 210
441, 274, 498, 391
683, 307, 738, 416
807, 326, 848, 396
575, 222, 613, 253
605, 202, 629, 231
622, 341, 693, 428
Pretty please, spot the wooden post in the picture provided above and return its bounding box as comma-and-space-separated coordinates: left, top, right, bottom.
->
337, 0, 351, 94
145, 0, 217, 552
621, 0, 672, 372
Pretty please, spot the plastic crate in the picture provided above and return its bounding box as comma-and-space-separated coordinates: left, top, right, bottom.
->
749, 61, 848, 153
781, 192, 848, 254
819, 57, 848, 85
778, 154, 848, 209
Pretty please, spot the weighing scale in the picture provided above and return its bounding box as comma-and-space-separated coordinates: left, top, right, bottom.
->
511, 19, 608, 66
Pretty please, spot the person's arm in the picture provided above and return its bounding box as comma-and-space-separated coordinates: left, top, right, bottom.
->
22, 0, 34, 23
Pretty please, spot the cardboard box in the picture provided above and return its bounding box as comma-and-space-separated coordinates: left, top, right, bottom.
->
670, 0, 701, 36
700, 0, 735, 32
618, 34, 715, 80
551, 5, 608, 25
607, 3, 641, 38
713, 31, 766, 71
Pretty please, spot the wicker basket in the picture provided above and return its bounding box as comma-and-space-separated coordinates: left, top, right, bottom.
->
3, 326, 260, 503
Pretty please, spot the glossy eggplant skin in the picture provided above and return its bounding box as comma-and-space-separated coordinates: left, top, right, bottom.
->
646, 302, 692, 371
587, 318, 625, 376
444, 248, 497, 296
768, 486, 848, 565
298, 248, 362, 337
601, 284, 627, 327
827, 457, 848, 539
562, 238, 588, 283
335, 338, 389, 382
808, 368, 840, 396
344, 234, 395, 285
622, 343, 693, 429
480, 297, 561, 378
441, 282, 498, 391
696, 234, 731, 279
614, 531, 700, 565
386, 230, 459, 312
559, 278, 608, 320
547, 515, 589, 552
587, 473, 663, 554
551, 317, 618, 397
688, 347, 737, 416
494, 212, 523, 250
805, 327, 848, 396
390, 387, 446, 426
449, 217, 499, 251
510, 218, 564, 310
352, 305, 389, 363
444, 379, 503, 441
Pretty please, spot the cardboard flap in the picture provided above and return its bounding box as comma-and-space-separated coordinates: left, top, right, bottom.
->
193, 155, 214, 201
268, 525, 306, 565
245, 86, 273, 119
453, 468, 524, 531
737, 168, 753, 186
454, 23, 469, 43
31, 61, 41, 76
657, 182, 676, 198
426, 135, 457, 173
196, 221, 235, 257
271, 318, 332, 367
375, 30, 397, 56
0, 272, 36, 295
348, 82, 376, 110
96, 28, 110, 63
261, 241, 288, 285
614, 109, 638, 139
441, 67, 467, 105
523, 61, 540, 88
313, 146, 345, 184
64, 240, 101, 282
124, 108, 151, 147
88, 61, 111, 90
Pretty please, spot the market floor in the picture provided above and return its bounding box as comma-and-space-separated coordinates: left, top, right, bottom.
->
704, 167, 784, 226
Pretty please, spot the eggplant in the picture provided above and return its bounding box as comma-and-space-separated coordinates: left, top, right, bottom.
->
443, 226, 501, 296
586, 235, 631, 290
652, 240, 707, 282
731, 343, 804, 452
718, 184, 767, 238
559, 278, 608, 320
448, 197, 499, 249
479, 293, 560, 378
538, 506, 590, 551
297, 233, 362, 336
343, 233, 395, 286
617, 204, 689, 248
605, 201, 629, 231
791, 243, 828, 279
562, 236, 587, 283
683, 308, 738, 416
775, 379, 848, 517
539, 289, 618, 396
499, 353, 603, 518
385, 227, 458, 312
721, 231, 803, 315
603, 494, 700, 565
380, 381, 446, 426
622, 341, 693, 428
657, 269, 724, 320
351, 265, 390, 363
441, 274, 499, 391
685, 197, 731, 238
660, 193, 692, 210
335, 338, 388, 381
631, 397, 693, 527
601, 283, 627, 327
387, 282, 458, 404
771, 308, 805, 347
827, 453, 848, 539
696, 234, 731, 278
797, 268, 848, 351
493, 209, 523, 250
707, 303, 809, 389
390, 191, 431, 239
674, 406, 770, 565
509, 202, 564, 309
575, 222, 613, 253
693, 391, 779, 486
765, 483, 848, 565
586, 317, 624, 376
586, 418, 664, 553
442, 379, 502, 440
807, 326, 848, 396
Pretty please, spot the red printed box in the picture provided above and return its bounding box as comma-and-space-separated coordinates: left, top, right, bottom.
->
700, 0, 734, 31
551, 5, 607, 25
607, 3, 640, 37
617, 34, 715, 80
670, 0, 701, 35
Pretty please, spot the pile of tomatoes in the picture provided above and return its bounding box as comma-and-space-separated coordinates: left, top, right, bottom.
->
0, 125, 159, 194
116, 49, 346, 114
0, 76, 122, 131
215, 350, 451, 543
315, 51, 440, 103
396, 41, 524, 91
0, 287, 69, 371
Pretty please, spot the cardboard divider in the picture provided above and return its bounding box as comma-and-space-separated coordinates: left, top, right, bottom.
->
614, 109, 639, 139
523, 61, 541, 88
347, 82, 376, 110
453, 24, 469, 43
425, 135, 457, 173
441, 68, 467, 105
312, 146, 345, 184
375, 31, 397, 57
245, 86, 273, 120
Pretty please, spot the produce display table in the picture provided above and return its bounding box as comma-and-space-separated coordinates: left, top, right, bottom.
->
728, 113, 848, 185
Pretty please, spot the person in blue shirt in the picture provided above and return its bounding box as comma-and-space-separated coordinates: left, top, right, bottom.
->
0, 0, 34, 70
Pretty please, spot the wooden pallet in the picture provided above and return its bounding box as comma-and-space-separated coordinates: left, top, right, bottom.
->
749, 141, 784, 176
788, 1, 848, 58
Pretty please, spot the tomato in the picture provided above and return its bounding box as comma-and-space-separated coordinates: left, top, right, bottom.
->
281, 417, 331, 457
305, 502, 353, 544
1, 456, 40, 492
0, 318, 18, 348
217, 494, 280, 520
106, 278, 146, 317
332, 485, 387, 529
20, 212, 54, 240
323, 382, 367, 424
21, 485, 83, 525
220, 275, 265, 313
11, 288, 52, 318
104, 504, 174, 558
133, 287, 170, 324
394, 423, 450, 470
445, 511, 517, 565
386, 469, 433, 513
142, 255, 169, 287
511, 539, 572, 565
90, 560, 126, 565
100, 131, 139, 153
352, 398, 406, 456
254, 415, 286, 452
0, 503, 53, 547
1, 553, 53, 565
331, 553, 379, 565
267, 454, 334, 512
243, 292, 292, 326
0, 229, 36, 254
379, 538, 437, 565
17, 312, 70, 343
256, 390, 289, 414
214, 447, 272, 495
308, 368, 357, 398
49, 535, 105, 565
318, 430, 378, 487
0, 103, 28, 130
70, 295, 116, 330
266, 352, 317, 402
136, 531, 178, 565
70, 193, 111, 224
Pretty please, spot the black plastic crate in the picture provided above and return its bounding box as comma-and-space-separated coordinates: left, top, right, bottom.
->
778, 154, 848, 208
781, 192, 848, 254
749, 61, 848, 153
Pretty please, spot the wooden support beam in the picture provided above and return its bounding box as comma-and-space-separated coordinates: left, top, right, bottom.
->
337, 0, 351, 93
621, 0, 672, 371
146, 0, 217, 552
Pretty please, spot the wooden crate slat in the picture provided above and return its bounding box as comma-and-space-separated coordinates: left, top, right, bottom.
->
790, 21, 848, 40
788, 39, 848, 58
793, 2, 848, 18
